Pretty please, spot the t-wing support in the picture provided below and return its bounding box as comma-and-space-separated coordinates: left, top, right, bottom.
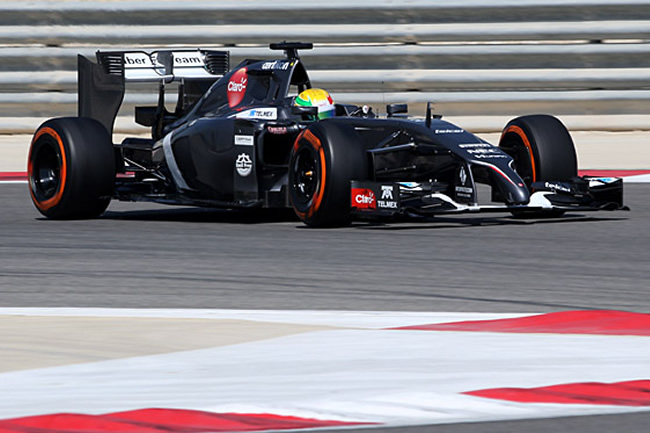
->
270, 42, 313, 60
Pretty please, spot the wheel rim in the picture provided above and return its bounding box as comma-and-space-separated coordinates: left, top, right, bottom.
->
30, 138, 61, 202
291, 146, 320, 209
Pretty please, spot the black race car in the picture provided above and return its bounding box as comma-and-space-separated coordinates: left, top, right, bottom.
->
28, 42, 626, 227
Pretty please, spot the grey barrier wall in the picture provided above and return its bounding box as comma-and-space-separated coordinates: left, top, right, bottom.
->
1, 0, 650, 133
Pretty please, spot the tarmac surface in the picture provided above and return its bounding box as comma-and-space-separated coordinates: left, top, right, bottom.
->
1, 183, 649, 312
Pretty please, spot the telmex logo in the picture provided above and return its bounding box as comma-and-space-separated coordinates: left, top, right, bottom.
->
234, 108, 278, 120
227, 68, 248, 107
351, 188, 376, 209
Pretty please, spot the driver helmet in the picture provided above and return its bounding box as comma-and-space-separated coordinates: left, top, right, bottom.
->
294, 88, 336, 119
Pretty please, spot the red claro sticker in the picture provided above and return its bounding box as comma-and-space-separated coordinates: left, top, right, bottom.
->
351, 188, 376, 209
227, 67, 248, 107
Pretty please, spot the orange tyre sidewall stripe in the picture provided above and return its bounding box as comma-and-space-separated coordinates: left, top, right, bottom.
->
292, 130, 307, 219
292, 129, 306, 153
301, 129, 326, 219
502, 125, 536, 183
28, 127, 67, 211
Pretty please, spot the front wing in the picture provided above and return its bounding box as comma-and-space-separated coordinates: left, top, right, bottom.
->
350, 177, 627, 217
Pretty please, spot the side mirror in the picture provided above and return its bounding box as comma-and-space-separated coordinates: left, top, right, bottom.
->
292, 105, 319, 120
387, 103, 408, 118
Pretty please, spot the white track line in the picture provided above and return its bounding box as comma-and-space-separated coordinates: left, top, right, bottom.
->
0, 307, 525, 328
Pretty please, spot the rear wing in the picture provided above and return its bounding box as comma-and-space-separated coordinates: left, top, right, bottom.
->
96, 50, 229, 82
78, 49, 229, 135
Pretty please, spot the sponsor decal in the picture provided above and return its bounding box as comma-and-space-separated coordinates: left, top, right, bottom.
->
261, 60, 291, 71
544, 182, 572, 193
377, 185, 398, 209
592, 177, 616, 183
123, 51, 209, 78
235, 108, 278, 120
434, 129, 464, 134
378, 200, 398, 209
398, 182, 422, 190
234, 135, 254, 146
456, 167, 473, 199
150, 53, 165, 71
458, 143, 492, 148
378, 201, 398, 209
459, 167, 468, 185
588, 177, 620, 188
227, 68, 248, 107
381, 185, 394, 200
471, 152, 508, 159
124, 53, 153, 67
469, 149, 508, 159
266, 126, 288, 135
459, 143, 509, 159
235, 153, 253, 177
351, 188, 376, 209
173, 54, 202, 66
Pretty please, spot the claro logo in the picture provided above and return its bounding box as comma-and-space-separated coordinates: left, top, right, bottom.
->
351, 188, 376, 209
227, 68, 248, 107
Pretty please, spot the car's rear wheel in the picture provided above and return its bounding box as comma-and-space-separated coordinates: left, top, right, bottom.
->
289, 121, 368, 227
28, 117, 115, 219
499, 114, 578, 218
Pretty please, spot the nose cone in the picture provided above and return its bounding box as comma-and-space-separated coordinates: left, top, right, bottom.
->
490, 163, 530, 204
509, 181, 530, 204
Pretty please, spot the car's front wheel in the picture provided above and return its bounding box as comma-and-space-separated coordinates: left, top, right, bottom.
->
499, 114, 578, 218
289, 121, 368, 227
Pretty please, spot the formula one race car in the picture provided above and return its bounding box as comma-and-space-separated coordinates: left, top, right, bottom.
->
28, 42, 626, 227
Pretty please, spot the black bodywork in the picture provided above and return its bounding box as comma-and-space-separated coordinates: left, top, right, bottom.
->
79, 42, 625, 218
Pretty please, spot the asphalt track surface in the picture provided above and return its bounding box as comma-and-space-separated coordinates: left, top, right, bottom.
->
1, 182, 650, 433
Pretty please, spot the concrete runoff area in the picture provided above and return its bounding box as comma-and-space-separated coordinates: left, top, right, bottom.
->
0, 135, 27, 172
2, 130, 648, 172
0, 315, 337, 373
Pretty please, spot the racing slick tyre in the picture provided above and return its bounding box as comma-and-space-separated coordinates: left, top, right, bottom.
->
289, 121, 368, 227
28, 117, 115, 219
498, 114, 578, 218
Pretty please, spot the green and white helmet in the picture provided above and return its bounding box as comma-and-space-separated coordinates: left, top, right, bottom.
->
294, 88, 336, 119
